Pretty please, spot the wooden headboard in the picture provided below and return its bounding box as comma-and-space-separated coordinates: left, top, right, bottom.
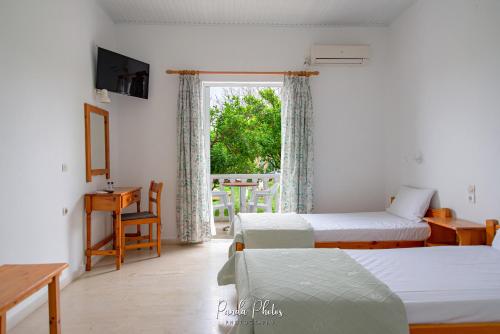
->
486, 219, 500, 246
389, 196, 452, 219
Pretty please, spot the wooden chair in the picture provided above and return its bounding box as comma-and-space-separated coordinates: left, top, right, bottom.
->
121, 181, 163, 260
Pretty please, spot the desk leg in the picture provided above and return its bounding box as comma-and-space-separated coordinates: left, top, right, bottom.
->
240, 187, 247, 213
1, 311, 6, 334
112, 213, 116, 249
230, 187, 238, 215
85, 211, 92, 271
48, 275, 61, 334
115, 210, 122, 270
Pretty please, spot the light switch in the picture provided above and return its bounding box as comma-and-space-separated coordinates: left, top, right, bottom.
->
467, 185, 476, 204
62, 163, 68, 173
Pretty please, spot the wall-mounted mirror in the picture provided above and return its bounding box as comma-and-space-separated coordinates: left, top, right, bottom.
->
84, 103, 110, 182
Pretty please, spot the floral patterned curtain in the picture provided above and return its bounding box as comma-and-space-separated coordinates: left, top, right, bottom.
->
176, 74, 213, 242
279, 75, 314, 214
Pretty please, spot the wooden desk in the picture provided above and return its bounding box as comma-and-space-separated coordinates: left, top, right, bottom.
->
424, 216, 486, 246
85, 187, 141, 271
0, 263, 68, 334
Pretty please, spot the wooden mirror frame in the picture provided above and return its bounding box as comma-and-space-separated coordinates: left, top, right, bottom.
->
84, 103, 110, 182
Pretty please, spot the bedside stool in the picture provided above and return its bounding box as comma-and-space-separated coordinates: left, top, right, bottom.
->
424, 216, 486, 246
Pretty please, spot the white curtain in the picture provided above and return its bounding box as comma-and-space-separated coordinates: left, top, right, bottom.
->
279, 75, 314, 214
176, 74, 213, 242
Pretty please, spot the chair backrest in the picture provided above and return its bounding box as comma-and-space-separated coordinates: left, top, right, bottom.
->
148, 180, 164, 217
268, 182, 279, 196
264, 174, 280, 190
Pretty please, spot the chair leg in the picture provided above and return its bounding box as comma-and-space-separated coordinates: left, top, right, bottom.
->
136, 224, 141, 249
149, 223, 153, 250
157, 222, 161, 257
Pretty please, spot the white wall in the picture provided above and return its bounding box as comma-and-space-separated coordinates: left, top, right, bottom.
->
385, 0, 500, 222
113, 25, 390, 239
0, 0, 118, 328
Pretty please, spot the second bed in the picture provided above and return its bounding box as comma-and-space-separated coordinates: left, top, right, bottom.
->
232, 209, 446, 251
231, 186, 442, 251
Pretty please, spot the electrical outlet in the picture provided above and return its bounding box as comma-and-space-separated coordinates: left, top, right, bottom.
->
467, 185, 476, 204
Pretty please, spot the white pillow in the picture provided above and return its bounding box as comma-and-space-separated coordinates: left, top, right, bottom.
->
492, 233, 500, 250
386, 186, 436, 222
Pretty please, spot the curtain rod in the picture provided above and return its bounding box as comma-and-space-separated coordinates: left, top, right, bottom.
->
165, 69, 319, 77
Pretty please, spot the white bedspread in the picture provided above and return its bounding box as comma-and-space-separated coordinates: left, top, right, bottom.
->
346, 246, 500, 324
302, 212, 430, 242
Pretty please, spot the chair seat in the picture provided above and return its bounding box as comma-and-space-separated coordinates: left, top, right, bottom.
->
121, 211, 157, 221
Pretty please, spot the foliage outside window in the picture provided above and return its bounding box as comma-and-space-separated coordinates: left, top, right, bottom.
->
210, 87, 281, 174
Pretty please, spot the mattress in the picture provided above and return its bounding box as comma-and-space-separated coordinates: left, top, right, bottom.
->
346, 246, 500, 324
301, 211, 431, 242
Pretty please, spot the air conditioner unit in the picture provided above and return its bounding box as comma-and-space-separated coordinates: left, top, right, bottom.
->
310, 45, 370, 65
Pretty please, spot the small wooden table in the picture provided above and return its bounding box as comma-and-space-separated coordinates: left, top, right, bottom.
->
222, 181, 258, 213
85, 187, 141, 271
0, 263, 68, 334
424, 216, 486, 246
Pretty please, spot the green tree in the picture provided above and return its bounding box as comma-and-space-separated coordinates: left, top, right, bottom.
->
210, 88, 281, 174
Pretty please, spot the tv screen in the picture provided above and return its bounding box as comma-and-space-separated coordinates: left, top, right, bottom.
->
96, 47, 149, 99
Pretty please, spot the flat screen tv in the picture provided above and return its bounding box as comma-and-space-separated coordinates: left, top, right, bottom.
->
96, 47, 149, 99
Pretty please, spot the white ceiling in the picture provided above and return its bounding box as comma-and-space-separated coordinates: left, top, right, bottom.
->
98, 0, 416, 27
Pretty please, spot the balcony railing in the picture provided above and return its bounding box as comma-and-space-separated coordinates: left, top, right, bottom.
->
211, 173, 280, 221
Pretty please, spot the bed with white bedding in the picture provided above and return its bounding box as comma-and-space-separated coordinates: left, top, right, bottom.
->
232, 245, 500, 333
229, 186, 439, 251
230, 211, 433, 252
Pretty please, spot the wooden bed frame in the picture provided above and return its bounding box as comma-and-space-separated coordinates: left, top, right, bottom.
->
234, 207, 452, 251
407, 219, 500, 334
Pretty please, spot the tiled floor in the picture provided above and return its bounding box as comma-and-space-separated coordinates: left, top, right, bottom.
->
214, 222, 233, 239
11, 240, 237, 334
